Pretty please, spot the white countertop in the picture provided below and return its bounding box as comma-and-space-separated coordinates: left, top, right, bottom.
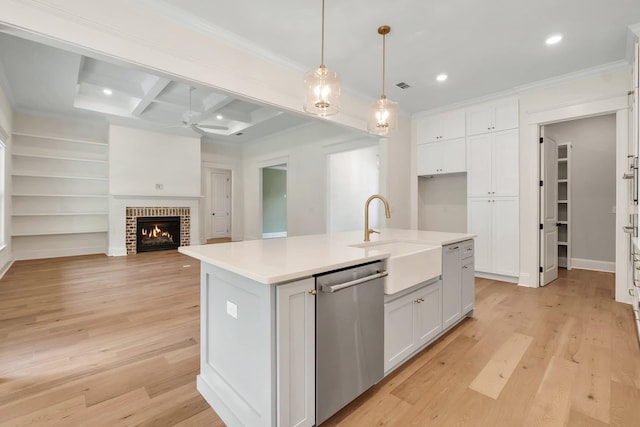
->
178, 229, 475, 284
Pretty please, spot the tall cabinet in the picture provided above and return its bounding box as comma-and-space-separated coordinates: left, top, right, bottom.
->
11, 113, 109, 260
466, 100, 520, 279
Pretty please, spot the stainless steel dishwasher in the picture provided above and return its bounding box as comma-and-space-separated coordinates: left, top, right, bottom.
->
315, 260, 386, 425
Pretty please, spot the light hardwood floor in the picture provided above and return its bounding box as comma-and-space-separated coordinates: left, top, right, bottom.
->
0, 252, 638, 426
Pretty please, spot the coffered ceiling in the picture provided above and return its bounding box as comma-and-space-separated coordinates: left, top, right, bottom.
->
0, 31, 311, 142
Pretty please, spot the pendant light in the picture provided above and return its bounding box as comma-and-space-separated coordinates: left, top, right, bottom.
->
303, 0, 340, 116
368, 25, 398, 136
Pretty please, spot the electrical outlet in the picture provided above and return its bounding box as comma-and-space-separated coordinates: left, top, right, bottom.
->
155, 183, 163, 190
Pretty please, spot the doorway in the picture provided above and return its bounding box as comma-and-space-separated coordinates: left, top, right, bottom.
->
262, 164, 287, 239
206, 169, 231, 240
539, 114, 616, 286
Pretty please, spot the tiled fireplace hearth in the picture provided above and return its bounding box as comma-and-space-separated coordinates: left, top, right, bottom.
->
125, 207, 190, 254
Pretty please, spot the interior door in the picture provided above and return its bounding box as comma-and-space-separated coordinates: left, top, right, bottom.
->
210, 171, 230, 239
540, 134, 558, 286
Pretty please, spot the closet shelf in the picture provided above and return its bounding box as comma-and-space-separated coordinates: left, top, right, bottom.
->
558, 241, 568, 246
12, 193, 109, 198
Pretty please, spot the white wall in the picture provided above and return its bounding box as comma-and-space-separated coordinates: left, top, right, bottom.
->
382, 116, 413, 229
417, 174, 467, 232
109, 125, 201, 197
546, 114, 616, 265
0, 83, 12, 276
242, 123, 378, 240
327, 145, 379, 232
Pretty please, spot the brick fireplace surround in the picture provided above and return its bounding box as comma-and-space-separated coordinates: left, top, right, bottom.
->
125, 207, 190, 254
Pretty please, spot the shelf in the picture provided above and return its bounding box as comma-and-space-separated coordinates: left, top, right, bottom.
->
12, 172, 108, 181
12, 212, 108, 217
12, 193, 109, 198
12, 131, 107, 146
12, 153, 108, 164
12, 229, 108, 237
558, 179, 568, 183
558, 241, 568, 246
558, 200, 568, 203
558, 159, 568, 163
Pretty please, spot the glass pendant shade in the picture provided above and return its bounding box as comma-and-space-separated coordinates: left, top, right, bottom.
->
303, 65, 341, 116
367, 95, 398, 136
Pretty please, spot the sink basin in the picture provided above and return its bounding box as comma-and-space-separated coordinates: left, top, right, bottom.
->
351, 241, 442, 294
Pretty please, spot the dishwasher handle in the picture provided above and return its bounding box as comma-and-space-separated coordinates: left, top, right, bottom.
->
321, 271, 388, 293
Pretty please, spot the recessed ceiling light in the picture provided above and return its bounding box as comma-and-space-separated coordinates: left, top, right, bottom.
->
545, 34, 563, 45
216, 115, 223, 120
436, 74, 448, 82
103, 88, 113, 95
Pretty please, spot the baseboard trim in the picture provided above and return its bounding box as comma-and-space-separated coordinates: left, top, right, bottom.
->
262, 232, 287, 239
0, 259, 14, 280
571, 258, 615, 273
475, 271, 520, 284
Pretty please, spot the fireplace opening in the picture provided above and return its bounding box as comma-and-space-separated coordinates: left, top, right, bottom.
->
136, 216, 181, 253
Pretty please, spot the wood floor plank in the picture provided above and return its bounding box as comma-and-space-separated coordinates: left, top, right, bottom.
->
1, 253, 638, 426
523, 356, 578, 427
469, 332, 534, 399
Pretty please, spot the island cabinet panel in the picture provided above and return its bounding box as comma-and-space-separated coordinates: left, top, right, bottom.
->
442, 243, 463, 329
198, 263, 277, 427
384, 279, 442, 373
461, 241, 476, 314
276, 278, 315, 427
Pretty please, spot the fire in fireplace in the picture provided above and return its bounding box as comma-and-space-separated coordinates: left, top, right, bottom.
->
136, 216, 181, 252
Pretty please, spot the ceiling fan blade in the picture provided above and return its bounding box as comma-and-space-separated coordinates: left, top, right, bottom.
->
189, 124, 208, 136
196, 124, 229, 131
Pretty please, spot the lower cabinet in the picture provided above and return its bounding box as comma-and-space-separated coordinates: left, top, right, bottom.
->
384, 280, 442, 373
276, 278, 315, 427
443, 240, 475, 329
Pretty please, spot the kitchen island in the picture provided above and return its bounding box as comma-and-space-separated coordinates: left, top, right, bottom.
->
179, 229, 475, 427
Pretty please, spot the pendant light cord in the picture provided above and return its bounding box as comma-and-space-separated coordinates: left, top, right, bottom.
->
320, 0, 325, 67
382, 32, 386, 97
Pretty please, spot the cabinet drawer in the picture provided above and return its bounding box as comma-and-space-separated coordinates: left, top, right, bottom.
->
461, 240, 474, 259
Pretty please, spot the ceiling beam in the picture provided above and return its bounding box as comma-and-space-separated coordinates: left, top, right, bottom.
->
131, 76, 171, 117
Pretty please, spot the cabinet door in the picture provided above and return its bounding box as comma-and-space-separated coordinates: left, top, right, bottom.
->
384, 293, 416, 373
462, 257, 475, 314
492, 129, 519, 196
468, 198, 493, 273
493, 99, 519, 132
441, 110, 466, 140
416, 115, 442, 143
492, 198, 519, 277
441, 138, 466, 174
466, 106, 493, 136
467, 134, 493, 196
414, 281, 443, 348
417, 143, 442, 176
442, 244, 462, 329
276, 278, 315, 427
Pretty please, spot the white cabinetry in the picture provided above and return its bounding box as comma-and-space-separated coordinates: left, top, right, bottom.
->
468, 197, 519, 276
467, 129, 519, 197
416, 138, 465, 176
276, 278, 315, 427
466, 99, 519, 136
442, 240, 475, 329
384, 280, 442, 373
11, 132, 109, 259
416, 110, 466, 143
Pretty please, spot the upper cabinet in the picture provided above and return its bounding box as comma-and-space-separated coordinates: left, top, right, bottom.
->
416, 138, 465, 176
416, 109, 466, 143
467, 129, 519, 197
634, 41, 639, 89
466, 99, 519, 136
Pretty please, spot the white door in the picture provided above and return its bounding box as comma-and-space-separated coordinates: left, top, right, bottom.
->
492, 130, 519, 196
540, 135, 559, 285
210, 171, 230, 239
466, 134, 493, 196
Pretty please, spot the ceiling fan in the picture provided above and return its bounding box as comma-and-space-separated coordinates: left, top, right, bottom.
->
175, 87, 229, 136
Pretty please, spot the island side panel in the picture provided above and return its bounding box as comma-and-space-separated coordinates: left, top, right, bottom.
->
198, 262, 276, 427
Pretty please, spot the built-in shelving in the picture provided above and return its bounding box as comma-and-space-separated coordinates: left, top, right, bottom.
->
11, 124, 109, 260
557, 143, 571, 269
